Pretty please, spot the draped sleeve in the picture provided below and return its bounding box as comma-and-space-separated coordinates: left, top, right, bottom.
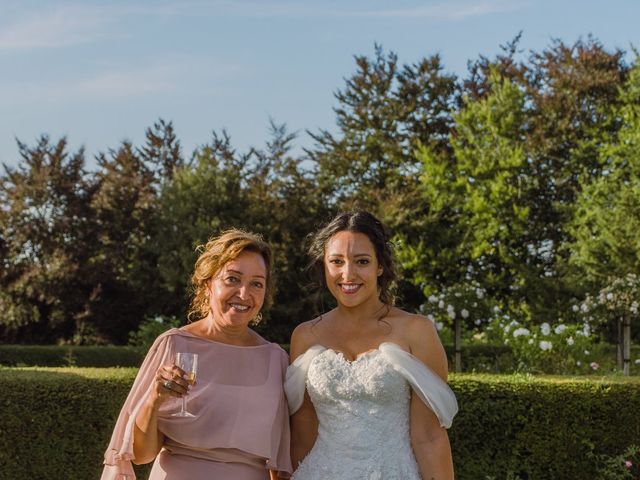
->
379, 342, 458, 428
101, 330, 176, 480
284, 345, 326, 414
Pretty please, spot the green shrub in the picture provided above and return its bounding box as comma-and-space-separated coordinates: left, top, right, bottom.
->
0, 345, 143, 367
449, 374, 640, 479
444, 343, 640, 375
0, 367, 150, 480
127, 315, 182, 355
1, 368, 639, 479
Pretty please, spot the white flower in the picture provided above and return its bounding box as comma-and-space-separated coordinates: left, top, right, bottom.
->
427, 314, 435, 322
572, 305, 579, 312
528, 339, 534, 345
476, 288, 485, 299
539, 340, 553, 351
493, 306, 500, 313
474, 319, 482, 325
566, 337, 575, 346
447, 309, 456, 320
635, 359, 640, 365
428, 295, 438, 303
554, 324, 567, 335
512, 328, 530, 338
606, 292, 614, 301
582, 324, 591, 337
584, 350, 590, 355
580, 303, 589, 313
631, 302, 639, 315
435, 322, 444, 331
576, 360, 582, 366
438, 300, 445, 309
461, 309, 469, 319
540, 322, 551, 336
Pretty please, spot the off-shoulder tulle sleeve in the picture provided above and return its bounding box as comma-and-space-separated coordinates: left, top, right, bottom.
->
379, 342, 458, 428
284, 345, 326, 414
100, 331, 175, 480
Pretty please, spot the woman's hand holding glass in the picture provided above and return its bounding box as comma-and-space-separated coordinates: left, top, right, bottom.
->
154, 353, 198, 416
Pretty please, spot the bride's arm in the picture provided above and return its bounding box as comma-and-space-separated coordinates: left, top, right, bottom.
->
289, 322, 319, 471
407, 316, 455, 480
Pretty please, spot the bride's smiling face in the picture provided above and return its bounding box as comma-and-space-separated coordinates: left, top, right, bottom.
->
324, 231, 383, 308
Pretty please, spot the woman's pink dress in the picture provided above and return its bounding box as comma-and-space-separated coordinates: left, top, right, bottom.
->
101, 328, 292, 480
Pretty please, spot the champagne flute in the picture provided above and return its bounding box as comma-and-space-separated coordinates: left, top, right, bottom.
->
171, 352, 198, 417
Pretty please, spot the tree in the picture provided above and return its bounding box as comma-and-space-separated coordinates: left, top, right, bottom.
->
84, 140, 161, 343
568, 60, 640, 373
409, 71, 531, 368
307, 44, 459, 310
243, 120, 332, 341
152, 130, 249, 320
0, 137, 94, 342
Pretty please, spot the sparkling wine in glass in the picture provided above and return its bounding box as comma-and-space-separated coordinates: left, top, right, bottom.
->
171, 352, 198, 417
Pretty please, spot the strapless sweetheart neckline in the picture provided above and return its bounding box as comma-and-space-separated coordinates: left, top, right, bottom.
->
307, 341, 409, 363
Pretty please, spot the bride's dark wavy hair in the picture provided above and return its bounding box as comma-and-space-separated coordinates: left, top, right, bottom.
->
307, 210, 397, 306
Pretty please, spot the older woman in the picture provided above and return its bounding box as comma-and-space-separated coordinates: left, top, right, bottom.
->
102, 229, 291, 480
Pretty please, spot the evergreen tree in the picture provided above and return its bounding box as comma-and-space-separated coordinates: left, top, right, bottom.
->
0, 137, 94, 342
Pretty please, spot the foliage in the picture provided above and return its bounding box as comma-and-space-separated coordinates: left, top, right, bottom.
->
0, 345, 142, 367
2, 368, 639, 479
0, 137, 94, 343
591, 444, 640, 480
483, 316, 602, 374
0, 38, 636, 346
127, 315, 182, 355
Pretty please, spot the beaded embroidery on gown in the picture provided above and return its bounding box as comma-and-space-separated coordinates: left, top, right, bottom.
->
285, 343, 458, 480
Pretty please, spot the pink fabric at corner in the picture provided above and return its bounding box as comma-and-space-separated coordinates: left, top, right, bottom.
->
101, 328, 292, 479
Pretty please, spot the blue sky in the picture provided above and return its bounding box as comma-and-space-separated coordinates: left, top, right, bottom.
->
1, 0, 639, 169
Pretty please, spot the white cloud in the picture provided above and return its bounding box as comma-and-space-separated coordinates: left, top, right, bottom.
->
357, 0, 526, 19
0, 55, 240, 105
0, 4, 120, 50
200, 0, 526, 19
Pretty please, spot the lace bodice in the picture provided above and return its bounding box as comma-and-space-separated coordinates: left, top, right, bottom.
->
285, 343, 458, 480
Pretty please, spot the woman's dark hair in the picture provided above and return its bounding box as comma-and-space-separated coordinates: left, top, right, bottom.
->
307, 210, 397, 305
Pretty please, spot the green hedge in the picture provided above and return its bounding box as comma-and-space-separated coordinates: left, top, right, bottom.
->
1, 368, 639, 479
0, 345, 143, 367
449, 374, 640, 478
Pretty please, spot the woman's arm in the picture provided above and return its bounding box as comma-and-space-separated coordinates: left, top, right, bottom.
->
407, 316, 455, 480
133, 364, 189, 464
289, 322, 320, 471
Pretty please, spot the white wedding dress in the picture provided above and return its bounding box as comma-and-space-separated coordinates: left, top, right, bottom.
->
285, 342, 458, 480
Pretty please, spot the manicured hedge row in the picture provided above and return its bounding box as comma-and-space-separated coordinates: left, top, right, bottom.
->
0, 345, 143, 367
0, 344, 514, 371
1, 367, 638, 480
449, 374, 640, 479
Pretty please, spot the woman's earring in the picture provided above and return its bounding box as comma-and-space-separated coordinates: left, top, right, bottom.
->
251, 312, 263, 325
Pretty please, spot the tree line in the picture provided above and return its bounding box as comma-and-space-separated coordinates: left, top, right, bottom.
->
1, 36, 638, 345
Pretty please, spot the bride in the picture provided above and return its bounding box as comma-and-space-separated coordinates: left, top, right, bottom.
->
285, 211, 458, 479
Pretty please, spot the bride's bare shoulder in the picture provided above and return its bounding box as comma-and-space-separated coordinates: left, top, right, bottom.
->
290, 313, 331, 361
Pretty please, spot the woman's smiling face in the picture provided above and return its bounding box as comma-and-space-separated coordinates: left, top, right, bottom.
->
324, 231, 383, 309
208, 250, 267, 327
